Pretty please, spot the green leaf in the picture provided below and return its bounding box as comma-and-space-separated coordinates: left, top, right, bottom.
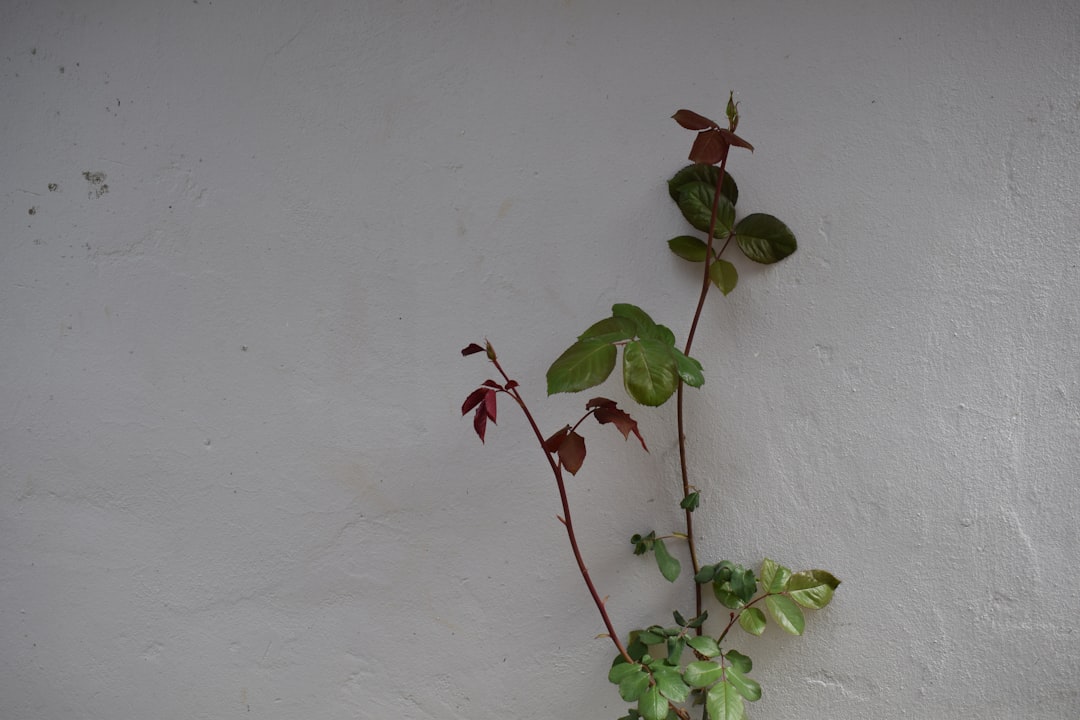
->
547, 340, 617, 395
578, 316, 638, 344
667, 164, 739, 206
609, 661, 642, 684
623, 339, 679, 406
654, 667, 690, 703
708, 259, 738, 295
713, 582, 743, 610
765, 595, 805, 635
672, 610, 687, 627
680, 492, 700, 511
638, 686, 668, 720
686, 610, 709, 629
687, 636, 720, 658
694, 565, 717, 584
683, 661, 724, 688
668, 235, 709, 262
706, 680, 745, 720
737, 607, 766, 636
666, 636, 686, 665
717, 561, 760, 608
631, 531, 655, 555
672, 350, 705, 388
677, 182, 736, 236
626, 635, 649, 661
638, 629, 665, 645
653, 539, 681, 582
726, 667, 761, 702
619, 667, 651, 701
724, 649, 752, 674
612, 303, 657, 336
759, 558, 778, 590
644, 323, 677, 346
729, 567, 757, 604
787, 570, 841, 609
760, 558, 792, 594
733, 214, 797, 264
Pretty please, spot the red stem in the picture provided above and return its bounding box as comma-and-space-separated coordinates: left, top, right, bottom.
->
490, 356, 632, 663
676, 148, 731, 626
717, 593, 769, 643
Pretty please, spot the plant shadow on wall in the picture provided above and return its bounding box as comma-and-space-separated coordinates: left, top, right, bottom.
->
462, 95, 839, 720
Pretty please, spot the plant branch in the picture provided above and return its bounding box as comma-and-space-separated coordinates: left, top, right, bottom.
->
489, 355, 632, 663
676, 149, 731, 626
717, 593, 769, 643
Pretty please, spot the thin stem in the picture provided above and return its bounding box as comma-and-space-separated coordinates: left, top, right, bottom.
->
676, 150, 731, 626
568, 409, 599, 436
490, 356, 632, 664
717, 593, 769, 643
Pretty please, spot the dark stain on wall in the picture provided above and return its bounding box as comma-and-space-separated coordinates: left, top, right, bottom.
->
83, 171, 108, 199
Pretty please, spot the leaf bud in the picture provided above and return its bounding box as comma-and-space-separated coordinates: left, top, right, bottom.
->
726, 91, 740, 131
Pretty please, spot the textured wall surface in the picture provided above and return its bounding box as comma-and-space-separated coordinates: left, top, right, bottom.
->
2, 1, 1078, 718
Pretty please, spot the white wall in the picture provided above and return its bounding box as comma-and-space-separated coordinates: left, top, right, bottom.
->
2, 1, 1078, 718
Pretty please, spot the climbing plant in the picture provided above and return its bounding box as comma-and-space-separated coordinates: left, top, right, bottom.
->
462, 95, 839, 720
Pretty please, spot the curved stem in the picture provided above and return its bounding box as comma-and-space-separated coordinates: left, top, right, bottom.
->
717, 593, 769, 643
676, 150, 730, 626
490, 356, 632, 663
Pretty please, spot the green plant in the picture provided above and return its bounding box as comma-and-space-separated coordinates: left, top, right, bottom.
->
461, 96, 839, 720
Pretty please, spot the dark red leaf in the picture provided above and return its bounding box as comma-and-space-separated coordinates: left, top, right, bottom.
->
558, 431, 587, 475
586, 397, 617, 410
504, 380, 519, 390
473, 405, 488, 442
543, 425, 571, 453
484, 388, 497, 424
688, 129, 728, 165
594, 405, 648, 452
462, 387, 488, 416
461, 343, 485, 356
481, 379, 503, 389
672, 109, 718, 131
718, 128, 754, 153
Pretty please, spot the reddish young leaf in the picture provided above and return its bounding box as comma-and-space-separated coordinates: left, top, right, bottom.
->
473, 405, 488, 442
594, 405, 648, 452
544, 425, 571, 454
462, 387, 488, 415
558, 431, 587, 475
461, 343, 485, 356
481, 379, 503, 389
672, 109, 718, 131
484, 388, 498, 424
688, 129, 728, 165
718, 128, 754, 153
504, 380, 519, 390
586, 397, 617, 410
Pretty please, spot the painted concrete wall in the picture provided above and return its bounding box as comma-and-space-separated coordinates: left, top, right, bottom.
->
2, 1, 1078, 718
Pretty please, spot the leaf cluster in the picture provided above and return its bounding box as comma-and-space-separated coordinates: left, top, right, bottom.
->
610, 558, 839, 720
667, 163, 796, 300
546, 304, 704, 407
